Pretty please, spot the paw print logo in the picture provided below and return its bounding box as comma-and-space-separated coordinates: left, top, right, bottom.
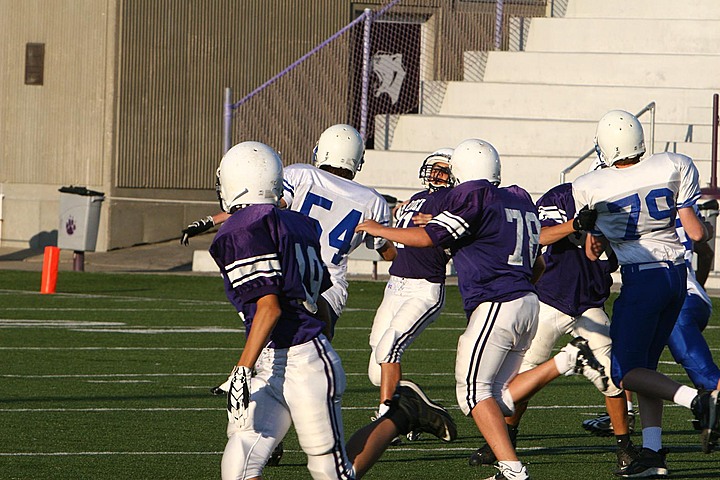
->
65, 216, 76, 235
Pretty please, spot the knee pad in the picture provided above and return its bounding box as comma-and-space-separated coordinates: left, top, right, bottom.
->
375, 328, 405, 364
498, 388, 516, 417
307, 450, 354, 479
221, 431, 271, 480
367, 354, 381, 387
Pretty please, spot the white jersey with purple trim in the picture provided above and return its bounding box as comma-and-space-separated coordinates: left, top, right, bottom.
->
282, 163, 391, 293
572, 152, 701, 265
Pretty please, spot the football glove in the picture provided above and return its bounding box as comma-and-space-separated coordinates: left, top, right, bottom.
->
572, 206, 597, 232
180, 215, 215, 245
227, 366, 251, 425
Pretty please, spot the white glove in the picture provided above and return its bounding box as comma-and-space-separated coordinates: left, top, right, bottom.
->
227, 366, 252, 425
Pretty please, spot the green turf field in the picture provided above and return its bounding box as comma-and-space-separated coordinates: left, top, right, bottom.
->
1, 270, 719, 479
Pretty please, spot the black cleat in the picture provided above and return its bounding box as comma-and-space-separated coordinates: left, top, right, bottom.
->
469, 424, 518, 466
615, 447, 668, 478
691, 389, 720, 453
615, 441, 640, 475
387, 380, 457, 442
582, 410, 636, 437
266, 441, 283, 466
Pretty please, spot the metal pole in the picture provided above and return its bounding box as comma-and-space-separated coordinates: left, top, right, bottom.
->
360, 9, 372, 141
223, 87, 233, 154
712, 93, 719, 189
495, 0, 504, 50
73, 251, 85, 272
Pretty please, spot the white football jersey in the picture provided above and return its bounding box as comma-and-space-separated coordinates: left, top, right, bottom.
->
282, 163, 391, 290
572, 152, 701, 265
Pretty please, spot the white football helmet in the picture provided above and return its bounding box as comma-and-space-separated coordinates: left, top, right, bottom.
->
419, 147, 455, 192
313, 124, 365, 178
594, 110, 646, 167
450, 139, 501, 185
215, 141, 283, 212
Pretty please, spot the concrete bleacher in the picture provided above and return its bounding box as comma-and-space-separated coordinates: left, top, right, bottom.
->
354, 0, 720, 285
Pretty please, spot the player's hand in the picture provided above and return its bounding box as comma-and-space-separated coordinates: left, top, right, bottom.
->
180, 215, 215, 245
227, 366, 251, 425
356, 219, 383, 236
412, 213, 433, 227
572, 206, 597, 232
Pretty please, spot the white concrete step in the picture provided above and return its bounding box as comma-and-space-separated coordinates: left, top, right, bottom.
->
386, 115, 712, 155
565, 0, 720, 20
359, 149, 720, 203
525, 18, 720, 55
440, 82, 716, 123
481, 52, 720, 89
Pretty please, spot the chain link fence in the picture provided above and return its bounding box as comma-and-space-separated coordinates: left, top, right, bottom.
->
228, 0, 548, 164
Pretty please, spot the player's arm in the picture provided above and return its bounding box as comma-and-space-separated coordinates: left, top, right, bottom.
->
237, 294, 281, 368
531, 254, 545, 284
678, 206, 710, 243
180, 212, 231, 245
539, 220, 575, 246
377, 240, 397, 261
356, 220, 434, 248
585, 234, 607, 261
539, 204, 597, 246
225, 293, 281, 424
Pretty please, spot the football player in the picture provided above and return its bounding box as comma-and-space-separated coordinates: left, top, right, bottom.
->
573, 110, 720, 477
281, 123, 396, 339
367, 148, 455, 438
668, 209, 720, 391
182, 124, 396, 341
468, 171, 637, 475
211, 141, 456, 480
357, 138, 609, 480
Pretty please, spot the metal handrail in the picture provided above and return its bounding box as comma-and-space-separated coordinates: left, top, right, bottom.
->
559, 102, 656, 183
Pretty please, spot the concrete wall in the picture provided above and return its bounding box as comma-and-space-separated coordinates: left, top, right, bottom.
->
0, 0, 115, 249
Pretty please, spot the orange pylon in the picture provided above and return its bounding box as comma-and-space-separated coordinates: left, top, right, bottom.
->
41, 246, 60, 294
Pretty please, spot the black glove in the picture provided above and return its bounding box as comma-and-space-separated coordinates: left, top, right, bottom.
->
180, 215, 215, 245
572, 206, 597, 232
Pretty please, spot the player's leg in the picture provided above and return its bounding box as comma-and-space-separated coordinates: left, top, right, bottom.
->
374, 279, 444, 417
667, 294, 720, 390
347, 379, 457, 478
469, 301, 566, 466
610, 265, 714, 476
221, 349, 293, 480
367, 279, 402, 407
572, 308, 637, 471
284, 337, 355, 479
457, 294, 539, 479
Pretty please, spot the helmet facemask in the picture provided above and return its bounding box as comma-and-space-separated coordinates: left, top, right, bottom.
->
419, 148, 455, 192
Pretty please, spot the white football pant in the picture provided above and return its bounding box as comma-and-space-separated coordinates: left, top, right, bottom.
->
368, 276, 445, 386
455, 293, 539, 417
519, 302, 621, 396
221, 336, 354, 480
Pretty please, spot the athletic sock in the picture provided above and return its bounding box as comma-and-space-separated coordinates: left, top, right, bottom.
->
642, 426, 662, 452
673, 384, 698, 409
553, 350, 572, 375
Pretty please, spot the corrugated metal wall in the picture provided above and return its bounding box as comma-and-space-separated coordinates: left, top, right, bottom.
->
116, 0, 350, 189
0, 0, 111, 186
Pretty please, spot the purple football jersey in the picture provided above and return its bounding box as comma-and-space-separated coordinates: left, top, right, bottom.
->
425, 180, 540, 316
209, 204, 331, 349
535, 183, 618, 317
389, 188, 452, 283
